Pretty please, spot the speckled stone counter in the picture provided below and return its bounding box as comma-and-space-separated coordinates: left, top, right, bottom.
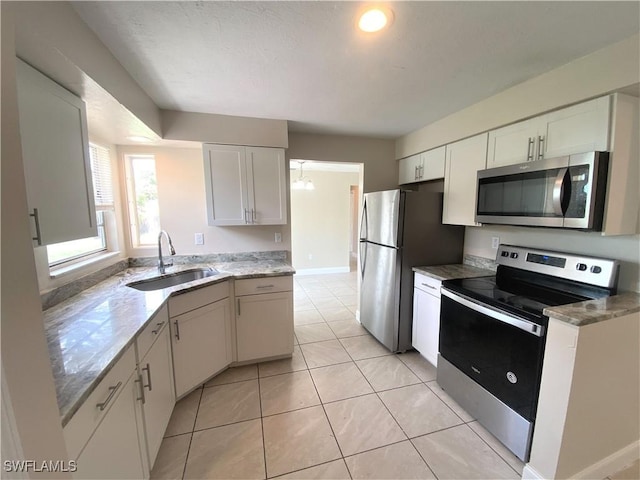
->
43, 261, 294, 426
412, 264, 494, 281
544, 292, 640, 327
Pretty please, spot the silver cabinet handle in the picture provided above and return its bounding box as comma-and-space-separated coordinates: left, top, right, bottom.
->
142, 363, 152, 391
256, 284, 275, 289
174, 319, 180, 340
414, 165, 418, 180
151, 321, 165, 335
237, 298, 241, 315
419, 164, 424, 179
421, 283, 438, 290
537, 135, 545, 160
30, 208, 43, 246
135, 376, 146, 404
96, 381, 122, 410
244, 208, 249, 224
527, 137, 535, 161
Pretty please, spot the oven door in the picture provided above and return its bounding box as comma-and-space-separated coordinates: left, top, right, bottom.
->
439, 289, 546, 422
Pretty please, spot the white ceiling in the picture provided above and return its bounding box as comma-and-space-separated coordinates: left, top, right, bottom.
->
72, 1, 639, 139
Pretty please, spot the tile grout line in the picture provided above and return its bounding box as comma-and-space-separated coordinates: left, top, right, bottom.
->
180, 386, 204, 480
257, 369, 268, 480
465, 422, 523, 477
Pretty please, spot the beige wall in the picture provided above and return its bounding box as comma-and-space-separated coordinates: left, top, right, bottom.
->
463, 226, 640, 293
291, 170, 360, 272
117, 145, 291, 258
396, 33, 640, 159
1, 4, 71, 473
287, 132, 397, 193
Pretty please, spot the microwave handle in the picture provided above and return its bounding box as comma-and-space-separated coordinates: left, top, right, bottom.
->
552, 167, 570, 216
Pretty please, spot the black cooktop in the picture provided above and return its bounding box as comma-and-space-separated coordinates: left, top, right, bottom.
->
441, 266, 606, 324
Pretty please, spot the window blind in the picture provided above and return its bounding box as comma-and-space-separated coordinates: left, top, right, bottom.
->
89, 143, 114, 209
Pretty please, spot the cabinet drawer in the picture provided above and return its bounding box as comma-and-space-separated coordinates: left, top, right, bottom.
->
169, 280, 229, 317
414, 273, 442, 297
63, 345, 136, 459
137, 304, 169, 362
235, 275, 293, 296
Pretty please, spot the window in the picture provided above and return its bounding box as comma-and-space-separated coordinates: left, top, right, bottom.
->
125, 155, 160, 246
46, 143, 114, 266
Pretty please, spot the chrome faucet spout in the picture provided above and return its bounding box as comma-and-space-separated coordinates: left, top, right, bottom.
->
158, 230, 176, 274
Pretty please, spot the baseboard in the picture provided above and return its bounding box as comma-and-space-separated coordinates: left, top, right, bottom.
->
522, 464, 544, 480
572, 440, 639, 480
295, 266, 350, 275
522, 440, 639, 480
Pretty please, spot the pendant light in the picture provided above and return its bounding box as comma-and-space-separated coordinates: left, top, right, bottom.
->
291, 161, 315, 190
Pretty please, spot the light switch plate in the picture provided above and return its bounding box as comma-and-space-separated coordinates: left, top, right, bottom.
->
274, 232, 282, 243
195, 233, 204, 245
491, 237, 500, 249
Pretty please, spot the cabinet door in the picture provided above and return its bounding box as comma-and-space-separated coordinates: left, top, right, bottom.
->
487, 118, 539, 168
203, 144, 250, 226
421, 146, 446, 181
16, 60, 97, 245
541, 96, 610, 160
236, 291, 294, 362
246, 147, 287, 225
171, 297, 232, 397
398, 154, 422, 184
73, 373, 146, 479
443, 133, 488, 226
141, 326, 175, 469
412, 288, 441, 367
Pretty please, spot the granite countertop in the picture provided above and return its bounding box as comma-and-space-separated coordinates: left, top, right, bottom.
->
412, 264, 495, 281
544, 292, 640, 327
43, 260, 295, 427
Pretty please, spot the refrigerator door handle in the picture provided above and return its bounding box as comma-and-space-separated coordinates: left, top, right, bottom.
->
359, 198, 368, 242
360, 240, 367, 279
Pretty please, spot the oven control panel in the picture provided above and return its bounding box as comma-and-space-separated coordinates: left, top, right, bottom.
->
496, 245, 619, 288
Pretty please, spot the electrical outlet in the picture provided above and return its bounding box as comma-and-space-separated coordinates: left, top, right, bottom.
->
491, 237, 500, 249
194, 233, 204, 245
274, 232, 282, 243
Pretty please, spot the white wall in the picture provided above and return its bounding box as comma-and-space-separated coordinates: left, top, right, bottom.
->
291, 170, 360, 272
396, 33, 639, 158
1, 4, 71, 474
464, 225, 640, 293
117, 145, 291, 258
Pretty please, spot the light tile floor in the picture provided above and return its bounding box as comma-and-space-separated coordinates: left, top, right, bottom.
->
151, 272, 528, 479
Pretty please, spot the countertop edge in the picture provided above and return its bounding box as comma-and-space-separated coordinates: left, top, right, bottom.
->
412, 264, 495, 281
544, 293, 640, 327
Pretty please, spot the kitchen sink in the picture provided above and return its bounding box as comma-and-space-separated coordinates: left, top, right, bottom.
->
127, 268, 220, 291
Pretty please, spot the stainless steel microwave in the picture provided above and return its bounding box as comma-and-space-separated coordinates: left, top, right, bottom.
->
476, 152, 609, 230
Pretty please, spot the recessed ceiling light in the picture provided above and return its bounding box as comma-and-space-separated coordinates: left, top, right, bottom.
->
358, 7, 393, 33
126, 135, 153, 143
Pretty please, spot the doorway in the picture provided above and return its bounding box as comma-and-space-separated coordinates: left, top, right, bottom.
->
290, 160, 363, 275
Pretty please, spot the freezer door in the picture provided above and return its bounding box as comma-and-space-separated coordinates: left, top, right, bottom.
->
361, 190, 402, 247
359, 242, 401, 351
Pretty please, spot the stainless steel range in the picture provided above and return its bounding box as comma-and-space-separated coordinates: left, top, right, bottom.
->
437, 245, 619, 461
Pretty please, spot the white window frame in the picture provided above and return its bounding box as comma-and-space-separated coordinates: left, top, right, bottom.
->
124, 154, 160, 248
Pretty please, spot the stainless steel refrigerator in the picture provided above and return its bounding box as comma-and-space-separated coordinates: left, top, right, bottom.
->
359, 189, 464, 352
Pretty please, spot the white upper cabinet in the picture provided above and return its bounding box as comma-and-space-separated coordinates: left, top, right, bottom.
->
16, 59, 97, 246
487, 96, 611, 168
204, 144, 286, 226
398, 146, 446, 185
443, 133, 488, 226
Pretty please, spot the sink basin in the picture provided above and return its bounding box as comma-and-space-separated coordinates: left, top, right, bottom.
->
127, 268, 220, 291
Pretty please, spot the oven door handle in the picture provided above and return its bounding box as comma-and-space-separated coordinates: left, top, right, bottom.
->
441, 289, 545, 337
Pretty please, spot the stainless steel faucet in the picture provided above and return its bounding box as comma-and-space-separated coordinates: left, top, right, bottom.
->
158, 230, 176, 274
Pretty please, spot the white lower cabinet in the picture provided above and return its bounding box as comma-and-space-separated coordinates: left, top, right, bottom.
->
412, 273, 442, 366
236, 277, 294, 362
170, 292, 232, 398
137, 319, 175, 469
64, 345, 148, 479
